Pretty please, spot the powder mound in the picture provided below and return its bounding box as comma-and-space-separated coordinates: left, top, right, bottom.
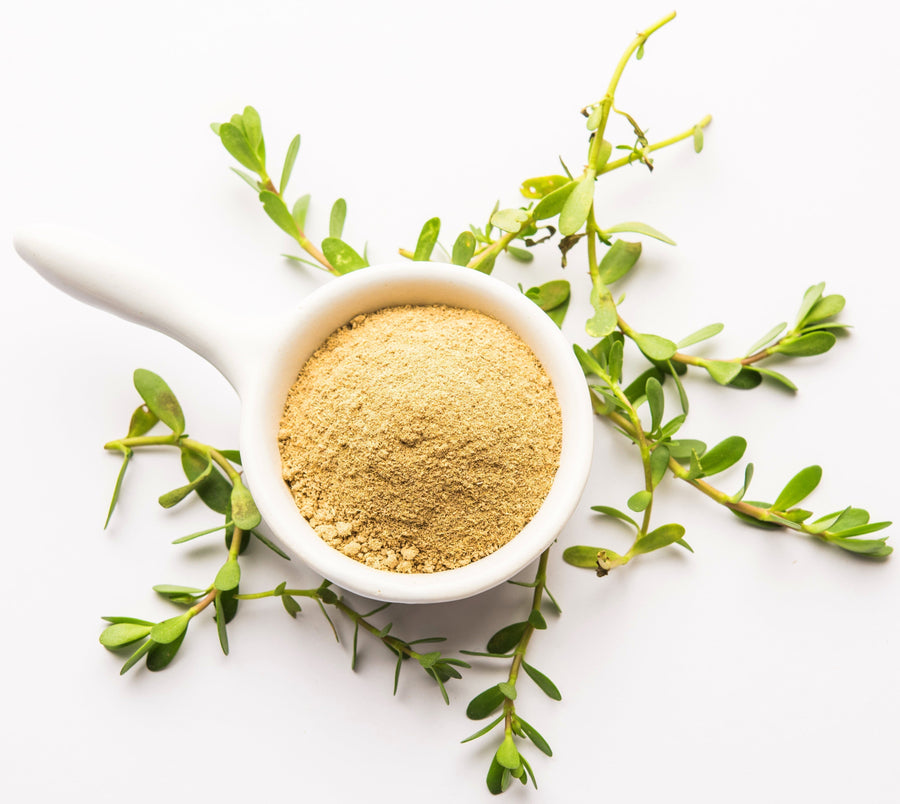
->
278, 304, 562, 573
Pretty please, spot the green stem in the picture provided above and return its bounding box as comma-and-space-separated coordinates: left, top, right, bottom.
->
262, 177, 336, 275
503, 548, 551, 731
600, 115, 712, 174
591, 11, 677, 144
331, 598, 423, 661
467, 229, 518, 271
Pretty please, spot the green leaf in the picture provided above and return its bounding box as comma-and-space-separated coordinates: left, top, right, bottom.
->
574, 344, 606, 378
632, 523, 686, 555
591, 505, 639, 529
230, 167, 261, 191
591, 138, 612, 172
562, 545, 600, 569
230, 482, 261, 530
418, 651, 442, 670
486, 754, 510, 795
215, 559, 241, 592
279, 134, 301, 195
474, 250, 496, 274
507, 246, 533, 262
558, 170, 596, 236
133, 369, 184, 436
413, 217, 441, 261
522, 662, 561, 701
632, 332, 677, 361
259, 190, 299, 237
753, 367, 798, 392
732, 463, 755, 502
677, 323, 724, 349
329, 198, 347, 239
604, 221, 676, 245
282, 593, 302, 618
830, 521, 892, 539
102, 616, 155, 626
667, 439, 707, 460
496, 735, 520, 771
104, 447, 132, 528
527, 609, 547, 630
525, 280, 570, 312
214, 594, 229, 656
829, 536, 892, 556
658, 414, 686, 440
623, 367, 664, 404
239, 106, 264, 160
532, 180, 576, 220
292, 194, 311, 230
627, 490, 652, 512
745, 322, 787, 356
772, 466, 822, 511
607, 339, 624, 385
461, 715, 504, 744
704, 360, 742, 385
321, 237, 367, 274
146, 631, 186, 672
646, 377, 664, 432
517, 716, 553, 756
487, 622, 528, 655
699, 436, 747, 476
119, 639, 153, 675
772, 332, 836, 357
497, 681, 517, 700
127, 405, 158, 437
586, 278, 618, 338
467, 685, 506, 720
218, 122, 262, 173
795, 282, 826, 327
451, 231, 476, 266
520, 174, 570, 199
153, 584, 204, 598
693, 125, 704, 153
150, 614, 190, 645
598, 239, 642, 285
253, 530, 290, 559
650, 445, 669, 488
490, 208, 529, 234
172, 522, 227, 544
158, 456, 212, 508
803, 294, 845, 325
181, 450, 231, 515
99, 622, 153, 649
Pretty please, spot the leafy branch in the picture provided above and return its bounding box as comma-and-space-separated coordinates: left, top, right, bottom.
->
460, 550, 562, 793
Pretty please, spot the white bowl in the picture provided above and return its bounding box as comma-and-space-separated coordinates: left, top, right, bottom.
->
14, 227, 594, 603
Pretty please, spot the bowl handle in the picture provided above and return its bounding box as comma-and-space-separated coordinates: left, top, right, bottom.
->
13, 224, 258, 394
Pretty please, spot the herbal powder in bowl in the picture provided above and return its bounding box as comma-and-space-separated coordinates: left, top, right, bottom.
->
278, 304, 563, 573
12, 229, 591, 603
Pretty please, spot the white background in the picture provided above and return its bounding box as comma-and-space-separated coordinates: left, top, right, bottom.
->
3, 2, 899, 802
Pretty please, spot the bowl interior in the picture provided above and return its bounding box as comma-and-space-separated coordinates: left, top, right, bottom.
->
239, 262, 593, 603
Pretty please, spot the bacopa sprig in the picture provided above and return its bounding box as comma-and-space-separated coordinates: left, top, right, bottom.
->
460, 551, 562, 793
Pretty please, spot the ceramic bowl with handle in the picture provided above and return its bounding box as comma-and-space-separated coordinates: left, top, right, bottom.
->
14, 226, 594, 603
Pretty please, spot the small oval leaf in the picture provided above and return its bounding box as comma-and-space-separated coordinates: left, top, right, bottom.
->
133, 369, 185, 436
772, 465, 822, 512
486, 621, 528, 655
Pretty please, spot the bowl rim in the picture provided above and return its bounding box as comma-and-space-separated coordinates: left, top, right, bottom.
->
238, 261, 594, 603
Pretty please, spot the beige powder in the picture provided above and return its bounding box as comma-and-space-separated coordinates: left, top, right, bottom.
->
278, 304, 562, 573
